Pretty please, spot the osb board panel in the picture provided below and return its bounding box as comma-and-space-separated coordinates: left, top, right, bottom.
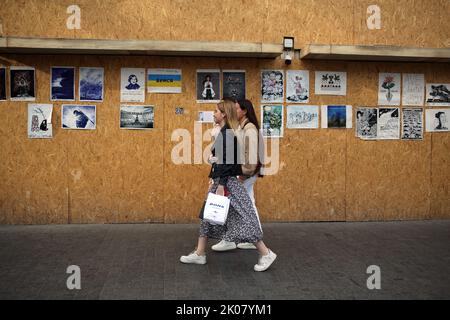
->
1, 0, 448, 48
430, 134, 450, 219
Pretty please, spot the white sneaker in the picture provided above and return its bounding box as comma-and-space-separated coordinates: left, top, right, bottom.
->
237, 242, 257, 250
254, 249, 277, 272
180, 251, 207, 265
211, 240, 237, 252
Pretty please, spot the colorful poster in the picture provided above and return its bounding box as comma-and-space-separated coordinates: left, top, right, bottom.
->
261, 70, 284, 103
356, 107, 377, 139
196, 69, 220, 103
147, 69, 182, 94
0, 67, 6, 101
120, 68, 145, 102
286, 70, 309, 103
425, 83, 450, 107
222, 70, 245, 101
377, 107, 400, 139
51, 67, 75, 101
10, 66, 35, 101
314, 71, 347, 96
321, 105, 352, 128
425, 109, 450, 132
261, 105, 283, 137
62, 105, 96, 130
402, 108, 423, 140
28, 104, 53, 139
120, 105, 154, 129
378, 73, 401, 106
402, 73, 425, 106
79, 67, 104, 102
286, 105, 318, 129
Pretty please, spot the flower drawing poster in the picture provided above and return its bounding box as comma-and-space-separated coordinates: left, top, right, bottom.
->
378, 73, 401, 106
261, 70, 284, 103
314, 71, 346, 96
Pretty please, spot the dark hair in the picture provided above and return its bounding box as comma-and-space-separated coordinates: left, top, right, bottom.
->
435, 111, 445, 119
128, 74, 137, 82
237, 99, 260, 130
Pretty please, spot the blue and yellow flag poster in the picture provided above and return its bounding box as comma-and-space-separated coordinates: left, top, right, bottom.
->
147, 69, 182, 93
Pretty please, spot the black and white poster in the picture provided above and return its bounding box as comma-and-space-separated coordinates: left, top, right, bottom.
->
261, 70, 284, 103
10, 66, 35, 101
356, 107, 377, 139
377, 107, 400, 139
425, 83, 450, 107
196, 69, 220, 103
402, 108, 423, 140
425, 109, 449, 132
0, 67, 6, 101
120, 68, 145, 102
286, 105, 318, 129
28, 104, 53, 139
286, 70, 309, 103
222, 70, 245, 101
315, 71, 347, 96
51, 67, 75, 101
120, 105, 154, 129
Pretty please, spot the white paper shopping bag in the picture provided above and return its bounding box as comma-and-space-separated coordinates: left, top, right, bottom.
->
203, 193, 230, 225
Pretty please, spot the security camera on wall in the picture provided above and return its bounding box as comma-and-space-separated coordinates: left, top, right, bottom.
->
284, 53, 292, 65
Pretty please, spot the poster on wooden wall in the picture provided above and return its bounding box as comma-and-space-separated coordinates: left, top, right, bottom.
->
28, 104, 53, 139
356, 107, 377, 139
286, 70, 309, 103
321, 105, 352, 129
425, 83, 450, 107
315, 71, 346, 96
79, 67, 104, 102
50, 67, 75, 101
402, 108, 423, 140
120, 105, 154, 129
378, 73, 401, 106
425, 109, 450, 132
197, 111, 214, 123
261, 105, 283, 137
222, 70, 245, 101
62, 104, 96, 130
377, 107, 400, 139
196, 69, 220, 103
10, 66, 35, 101
286, 105, 318, 129
120, 68, 145, 102
402, 73, 425, 106
0, 67, 6, 101
261, 70, 284, 103
147, 69, 182, 94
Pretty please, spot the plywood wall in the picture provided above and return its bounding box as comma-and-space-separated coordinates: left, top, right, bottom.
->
0, 0, 449, 224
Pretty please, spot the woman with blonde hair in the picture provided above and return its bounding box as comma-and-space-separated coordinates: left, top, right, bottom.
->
180, 99, 277, 272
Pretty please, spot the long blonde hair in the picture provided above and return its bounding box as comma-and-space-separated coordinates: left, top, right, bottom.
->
217, 99, 239, 131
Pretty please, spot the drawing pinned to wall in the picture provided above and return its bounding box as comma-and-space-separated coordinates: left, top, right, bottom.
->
197, 111, 214, 123
315, 71, 346, 96
62, 105, 96, 130
10, 66, 35, 101
51, 67, 75, 101
222, 70, 245, 101
286, 105, 318, 129
378, 73, 401, 105
356, 107, 377, 139
0, 67, 6, 101
286, 70, 309, 103
402, 108, 423, 140
79, 67, 104, 102
120, 68, 145, 102
261, 105, 283, 137
425, 109, 449, 132
28, 104, 53, 139
120, 105, 154, 129
261, 70, 284, 103
402, 74, 425, 106
377, 107, 400, 139
196, 69, 220, 103
321, 105, 352, 128
148, 69, 182, 94
425, 83, 450, 106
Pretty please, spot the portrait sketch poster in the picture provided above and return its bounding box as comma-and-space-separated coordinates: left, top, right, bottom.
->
147, 69, 182, 94
222, 70, 245, 101
321, 105, 352, 128
425, 83, 450, 107
315, 71, 347, 96
10, 66, 35, 101
261, 70, 284, 103
62, 105, 96, 130
196, 69, 220, 103
120, 105, 154, 130
28, 104, 53, 139
79, 67, 104, 102
0, 67, 6, 101
50, 67, 75, 101
286, 70, 309, 103
425, 109, 449, 132
120, 68, 145, 102
261, 105, 284, 138
286, 105, 318, 129
378, 73, 401, 106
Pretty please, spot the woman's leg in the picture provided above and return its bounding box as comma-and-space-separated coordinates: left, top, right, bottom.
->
255, 240, 269, 256
196, 236, 208, 256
